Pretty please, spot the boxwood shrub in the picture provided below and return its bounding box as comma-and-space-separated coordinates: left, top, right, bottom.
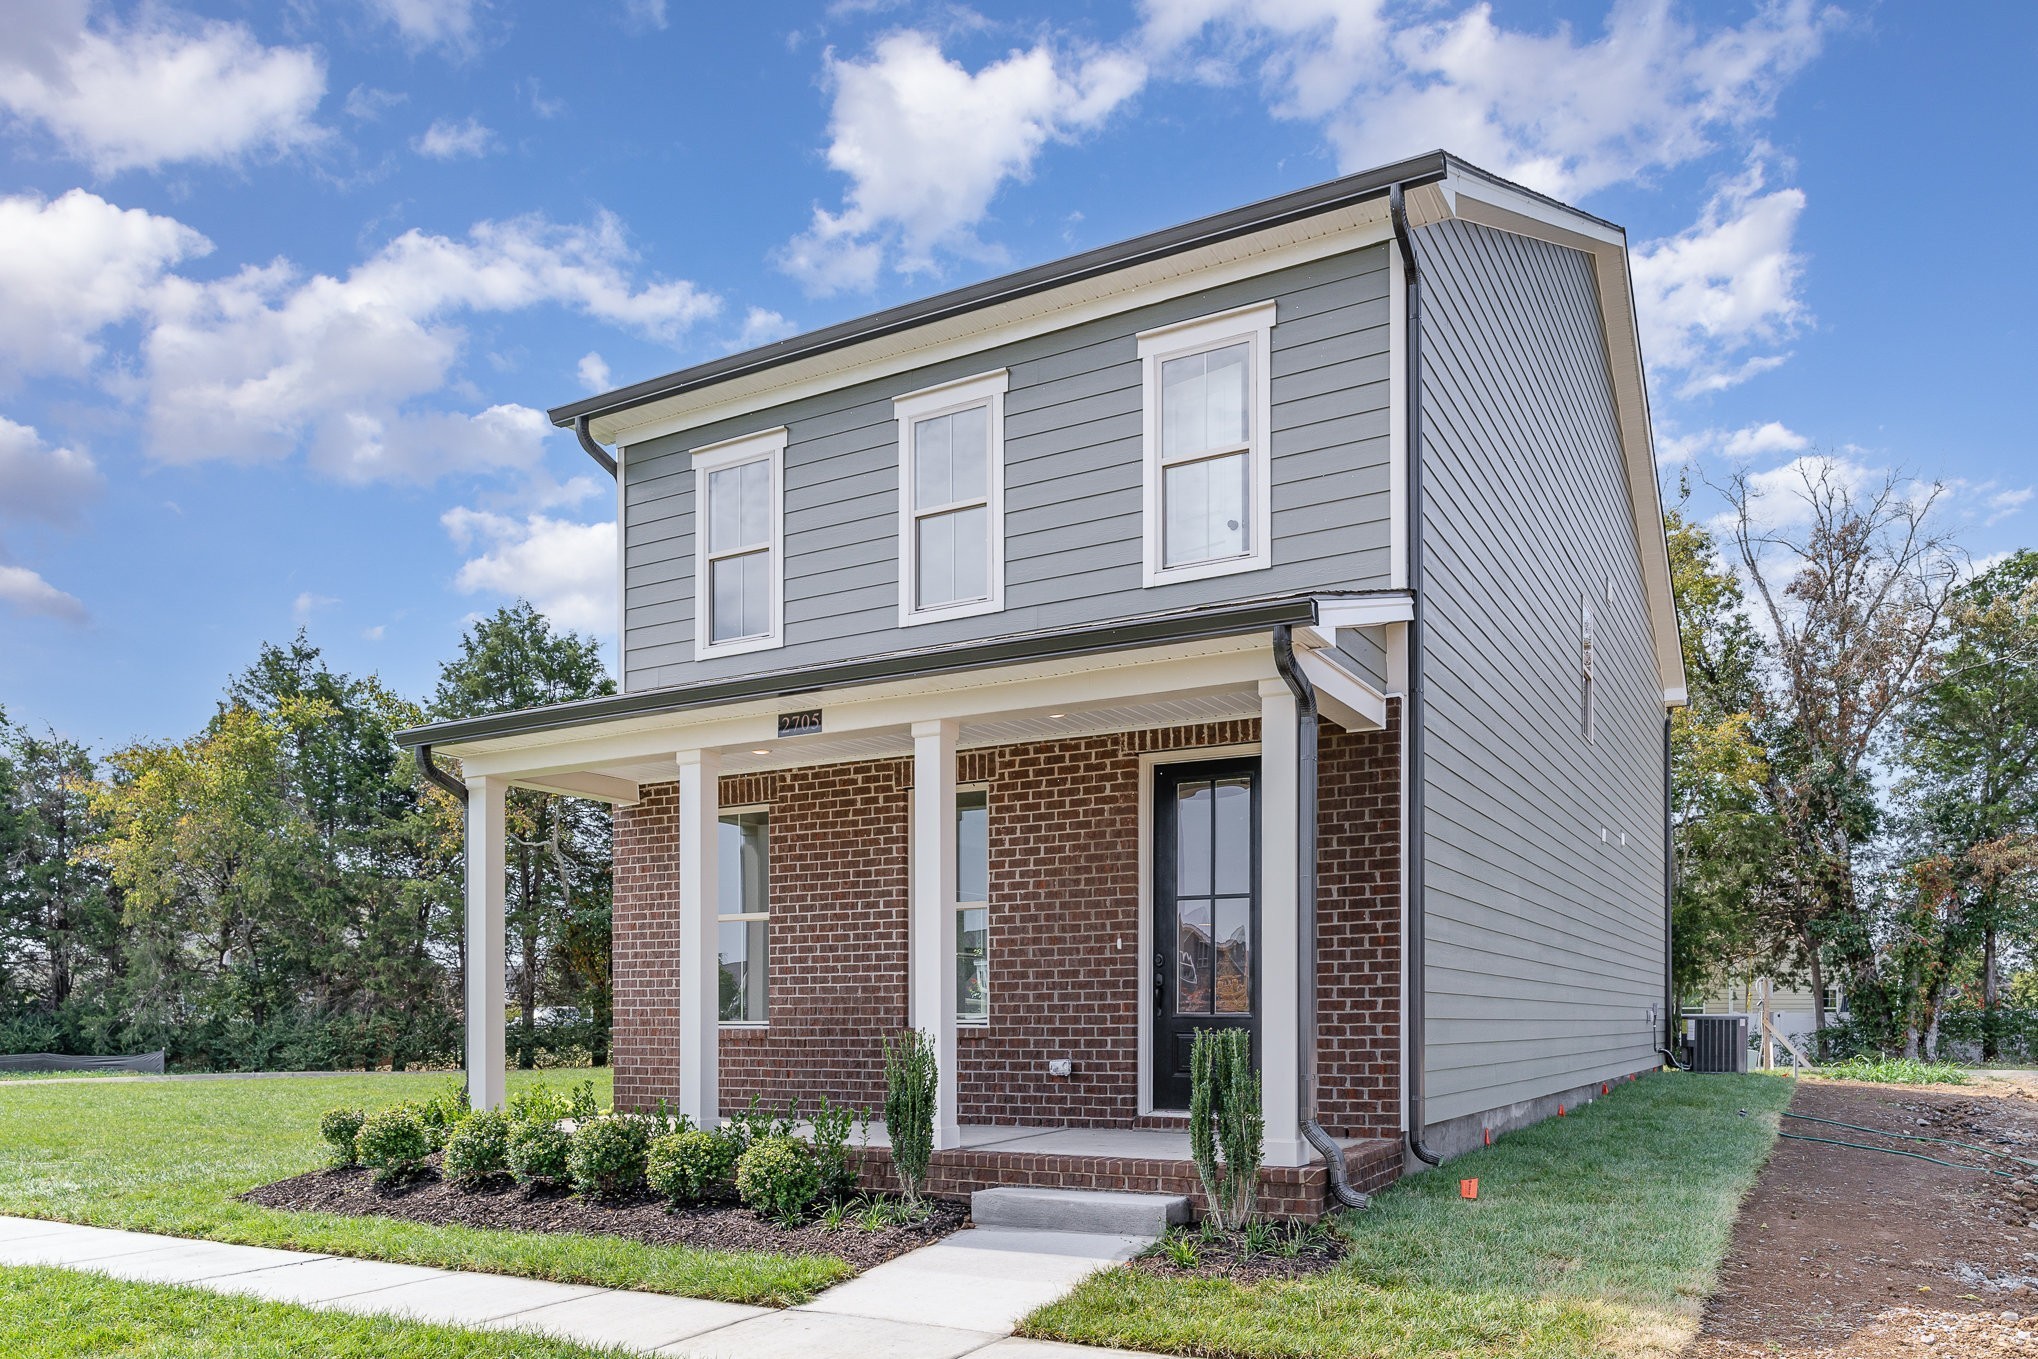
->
568, 1115, 653, 1199
508, 1119, 572, 1189
442, 1108, 512, 1185
736, 1135, 821, 1225
318, 1107, 365, 1168
357, 1107, 431, 1185
647, 1128, 739, 1207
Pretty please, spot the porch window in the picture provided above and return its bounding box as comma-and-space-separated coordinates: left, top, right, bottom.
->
893, 370, 1007, 627
692, 427, 785, 658
957, 789, 989, 1024
1137, 302, 1274, 587
717, 809, 769, 1024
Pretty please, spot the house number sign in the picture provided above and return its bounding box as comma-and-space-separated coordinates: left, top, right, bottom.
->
776, 709, 823, 738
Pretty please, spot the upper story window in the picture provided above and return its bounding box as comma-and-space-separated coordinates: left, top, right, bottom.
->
692, 427, 785, 658
1137, 301, 1275, 588
893, 370, 1007, 626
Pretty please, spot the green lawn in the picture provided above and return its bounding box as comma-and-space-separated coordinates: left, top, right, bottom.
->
0, 1069, 849, 1306
1022, 1071, 1792, 1359
0, 1264, 633, 1358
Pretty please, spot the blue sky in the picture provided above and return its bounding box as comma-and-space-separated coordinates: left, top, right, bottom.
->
1, 0, 2032, 749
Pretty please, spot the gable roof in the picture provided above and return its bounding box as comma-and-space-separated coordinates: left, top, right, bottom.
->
550, 150, 1685, 704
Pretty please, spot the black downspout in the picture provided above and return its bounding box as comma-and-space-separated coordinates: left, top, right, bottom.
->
417, 742, 468, 807
1273, 627, 1369, 1211
574, 415, 618, 478
1659, 715, 1688, 1070
1390, 183, 1443, 1168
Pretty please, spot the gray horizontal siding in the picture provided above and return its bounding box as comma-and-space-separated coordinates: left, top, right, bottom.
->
1414, 218, 1667, 1127
619, 245, 1394, 688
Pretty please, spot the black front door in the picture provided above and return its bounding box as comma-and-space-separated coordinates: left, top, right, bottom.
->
1152, 757, 1260, 1110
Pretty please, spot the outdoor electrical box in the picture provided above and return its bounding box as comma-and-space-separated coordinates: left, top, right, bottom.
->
1687, 1014, 1751, 1073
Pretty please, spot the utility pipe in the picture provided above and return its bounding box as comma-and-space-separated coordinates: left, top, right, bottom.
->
1658, 714, 1688, 1070
1273, 626, 1369, 1210
1388, 183, 1443, 1167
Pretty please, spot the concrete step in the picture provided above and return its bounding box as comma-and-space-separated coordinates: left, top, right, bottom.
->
970, 1186, 1190, 1237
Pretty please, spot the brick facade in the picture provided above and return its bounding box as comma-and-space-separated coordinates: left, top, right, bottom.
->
610, 713, 1402, 1143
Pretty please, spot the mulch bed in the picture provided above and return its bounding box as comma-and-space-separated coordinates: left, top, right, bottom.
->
1129, 1226, 1349, 1283
241, 1161, 966, 1272
1686, 1074, 2038, 1358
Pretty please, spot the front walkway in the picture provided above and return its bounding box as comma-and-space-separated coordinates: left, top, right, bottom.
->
0, 1214, 1154, 1359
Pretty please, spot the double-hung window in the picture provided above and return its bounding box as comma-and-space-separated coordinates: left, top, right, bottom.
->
956, 789, 989, 1024
692, 427, 785, 657
717, 809, 769, 1024
893, 370, 1007, 626
1137, 302, 1275, 587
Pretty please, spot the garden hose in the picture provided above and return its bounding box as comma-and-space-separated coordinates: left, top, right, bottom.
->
1781, 1111, 2038, 1170
1775, 1131, 2021, 1180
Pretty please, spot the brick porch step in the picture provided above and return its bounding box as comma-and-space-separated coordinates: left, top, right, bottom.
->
971, 1186, 1191, 1237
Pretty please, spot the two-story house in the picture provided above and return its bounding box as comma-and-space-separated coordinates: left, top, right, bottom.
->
399, 150, 1687, 1216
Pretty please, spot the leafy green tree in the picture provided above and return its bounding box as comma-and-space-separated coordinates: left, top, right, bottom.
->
431, 603, 614, 1068
1899, 550, 2038, 1058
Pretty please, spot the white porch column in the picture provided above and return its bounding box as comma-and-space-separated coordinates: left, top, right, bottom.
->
676, 749, 722, 1128
464, 774, 507, 1112
1257, 679, 1307, 1167
909, 718, 961, 1150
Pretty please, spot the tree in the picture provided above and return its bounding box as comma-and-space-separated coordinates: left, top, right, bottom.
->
1899, 550, 2038, 1058
431, 603, 614, 1068
1664, 509, 1782, 1003
1720, 459, 1961, 1042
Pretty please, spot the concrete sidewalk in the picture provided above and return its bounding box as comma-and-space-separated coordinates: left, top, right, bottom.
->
0, 1214, 1155, 1359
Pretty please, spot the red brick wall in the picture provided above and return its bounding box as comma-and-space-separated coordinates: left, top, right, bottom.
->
608, 716, 1400, 1135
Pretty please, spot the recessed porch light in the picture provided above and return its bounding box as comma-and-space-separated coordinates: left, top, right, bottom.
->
1046, 712, 1066, 719
751, 748, 770, 755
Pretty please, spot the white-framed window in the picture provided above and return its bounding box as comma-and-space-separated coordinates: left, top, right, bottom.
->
691, 427, 786, 658
956, 788, 989, 1025
717, 808, 769, 1025
1580, 593, 1598, 745
893, 370, 1007, 626
1137, 301, 1275, 587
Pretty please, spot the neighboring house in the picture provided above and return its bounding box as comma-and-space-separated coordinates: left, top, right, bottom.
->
399, 150, 1686, 1214
1695, 977, 1843, 1042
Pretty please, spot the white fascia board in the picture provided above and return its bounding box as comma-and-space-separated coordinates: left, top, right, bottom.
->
1441, 169, 1688, 704
452, 634, 1277, 782
1296, 649, 1388, 732
1311, 593, 1414, 631
598, 209, 1396, 448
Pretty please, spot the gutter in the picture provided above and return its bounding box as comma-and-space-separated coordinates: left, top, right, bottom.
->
574, 415, 618, 478
1659, 714, 1688, 1070
1390, 183, 1444, 1168
416, 742, 468, 807
1273, 627, 1369, 1211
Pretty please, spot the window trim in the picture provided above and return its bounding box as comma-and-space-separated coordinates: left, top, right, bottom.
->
716, 803, 771, 1029
1137, 301, 1276, 589
955, 784, 990, 1028
691, 427, 787, 659
893, 370, 1008, 628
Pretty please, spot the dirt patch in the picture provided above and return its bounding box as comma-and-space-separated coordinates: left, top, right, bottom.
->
242, 1164, 965, 1273
1687, 1075, 2038, 1358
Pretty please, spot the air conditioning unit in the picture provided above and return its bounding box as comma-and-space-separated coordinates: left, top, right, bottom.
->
1686, 1014, 1751, 1073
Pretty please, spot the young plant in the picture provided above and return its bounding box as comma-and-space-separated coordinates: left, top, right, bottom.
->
646, 1128, 740, 1207
736, 1135, 822, 1225
318, 1107, 365, 1168
507, 1119, 572, 1189
883, 1029, 938, 1204
356, 1107, 431, 1185
809, 1096, 860, 1202
568, 1116, 652, 1199
1158, 1231, 1202, 1268
441, 1109, 512, 1186
1188, 1027, 1264, 1232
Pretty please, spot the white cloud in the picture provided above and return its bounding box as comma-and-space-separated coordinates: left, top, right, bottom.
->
343, 84, 407, 121
292, 590, 338, 620
1722, 421, 1809, 459
0, 188, 210, 377
365, 0, 480, 54
1142, 0, 1836, 200
362, 623, 387, 641
577, 351, 612, 392
1630, 157, 1807, 395
443, 507, 616, 635
1722, 453, 1886, 536
0, 0, 325, 174
413, 115, 494, 159
731, 307, 797, 350
0, 563, 86, 622
1986, 486, 2033, 526
619, 0, 668, 33
141, 212, 719, 482
779, 31, 1145, 293
0, 416, 102, 526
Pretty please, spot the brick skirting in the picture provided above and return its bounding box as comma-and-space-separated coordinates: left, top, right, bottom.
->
844, 1137, 1404, 1222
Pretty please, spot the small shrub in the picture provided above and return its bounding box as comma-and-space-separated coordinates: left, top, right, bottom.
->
442, 1109, 512, 1185
736, 1135, 821, 1225
883, 1030, 938, 1204
357, 1107, 431, 1185
508, 1083, 571, 1125
567, 1079, 601, 1120
569, 1116, 652, 1199
318, 1107, 365, 1168
809, 1096, 861, 1202
508, 1119, 572, 1188
1189, 1027, 1263, 1232
647, 1128, 739, 1206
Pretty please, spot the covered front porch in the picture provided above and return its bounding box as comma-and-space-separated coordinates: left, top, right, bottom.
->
426, 597, 1409, 1203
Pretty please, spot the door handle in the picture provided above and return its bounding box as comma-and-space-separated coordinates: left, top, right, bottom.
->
1154, 952, 1166, 1014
